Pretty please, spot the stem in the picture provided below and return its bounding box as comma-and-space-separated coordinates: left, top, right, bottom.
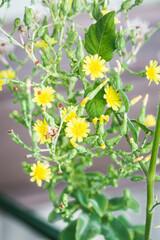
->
144, 100, 160, 240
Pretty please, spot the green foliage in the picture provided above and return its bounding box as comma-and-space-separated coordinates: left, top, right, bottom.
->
102, 217, 131, 240
108, 189, 139, 212
76, 212, 101, 240
1, 1, 159, 239
84, 11, 116, 62
85, 80, 106, 118
89, 192, 108, 217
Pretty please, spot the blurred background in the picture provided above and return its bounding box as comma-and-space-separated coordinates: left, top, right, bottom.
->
0, 0, 160, 239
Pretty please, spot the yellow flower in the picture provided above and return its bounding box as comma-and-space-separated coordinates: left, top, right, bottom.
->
144, 114, 156, 127
33, 119, 52, 144
69, 0, 73, 4
61, 106, 77, 122
65, 117, 90, 143
34, 38, 57, 49
32, 86, 55, 109
145, 60, 160, 85
0, 80, 4, 91
83, 54, 108, 80
101, 143, 106, 149
104, 86, 122, 111
0, 69, 16, 79
30, 161, 51, 187
101, 9, 120, 24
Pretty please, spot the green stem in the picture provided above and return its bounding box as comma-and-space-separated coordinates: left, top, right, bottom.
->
144, 100, 160, 240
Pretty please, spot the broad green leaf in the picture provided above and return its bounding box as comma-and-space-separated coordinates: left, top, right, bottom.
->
131, 120, 154, 136
76, 212, 101, 240
48, 210, 61, 223
102, 218, 130, 240
85, 80, 106, 118
60, 221, 76, 240
77, 190, 89, 208
84, 11, 116, 62
89, 192, 108, 217
127, 118, 138, 143
108, 190, 139, 212
119, 89, 130, 113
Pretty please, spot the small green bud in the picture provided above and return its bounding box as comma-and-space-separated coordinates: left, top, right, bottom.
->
120, 0, 132, 10
110, 153, 117, 161
75, 144, 87, 153
92, 1, 102, 20
124, 189, 131, 199
112, 72, 122, 91
63, 194, 68, 205
36, 27, 45, 38
14, 18, 21, 29
131, 175, 145, 182
55, 92, 65, 102
61, 0, 71, 15
42, 112, 55, 126
68, 149, 77, 159
135, 0, 144, 5
9, 52, 17, 62
123, 84, 133, 92
84, 135, 98, 145
24, 7, 34, 26
72, 0, 83, 13
120, 113, 128, 136
75, 36, 85, 61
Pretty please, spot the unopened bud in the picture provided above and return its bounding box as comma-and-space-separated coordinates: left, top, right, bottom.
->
35, 60, 40, 66
8, 129, 13, 134
143, 94, 149, 106
58, 103, 63, 108
13, 86, 19, 91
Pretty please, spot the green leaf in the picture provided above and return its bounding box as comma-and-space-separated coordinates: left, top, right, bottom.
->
84, 11, 116, 62
108, 190, 139, 212
89, 192, 108, 217
85, 80, 106, 118
119, 89, 130, 113
102, 218, 130, 240
77, 190, 89, 208
127, 118, 138, 143
60, 221, 76, 240
48, 210, 61, 223
76, 212, 101, 240
131, 120, 154, 136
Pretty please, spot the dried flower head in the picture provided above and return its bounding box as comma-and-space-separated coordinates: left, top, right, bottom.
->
30, 0, 50, 21
127, 18, 151, 42
33, 119, 52, 144
46, 126, 59, 139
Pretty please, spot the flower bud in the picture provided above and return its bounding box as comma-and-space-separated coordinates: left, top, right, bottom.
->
75, 36, 85, 61
36, 27, 45, 38
24, 7, 34, 26
14, 17, 21, 29
8, 52, 17, 62
123, 84, 134, 92
61, 0, 71, 15
120, 113, 128, 136
72, 0, 83, 13
135, 0, 144, 5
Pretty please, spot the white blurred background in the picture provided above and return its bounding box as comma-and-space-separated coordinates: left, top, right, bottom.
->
0, 0, 160, 239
